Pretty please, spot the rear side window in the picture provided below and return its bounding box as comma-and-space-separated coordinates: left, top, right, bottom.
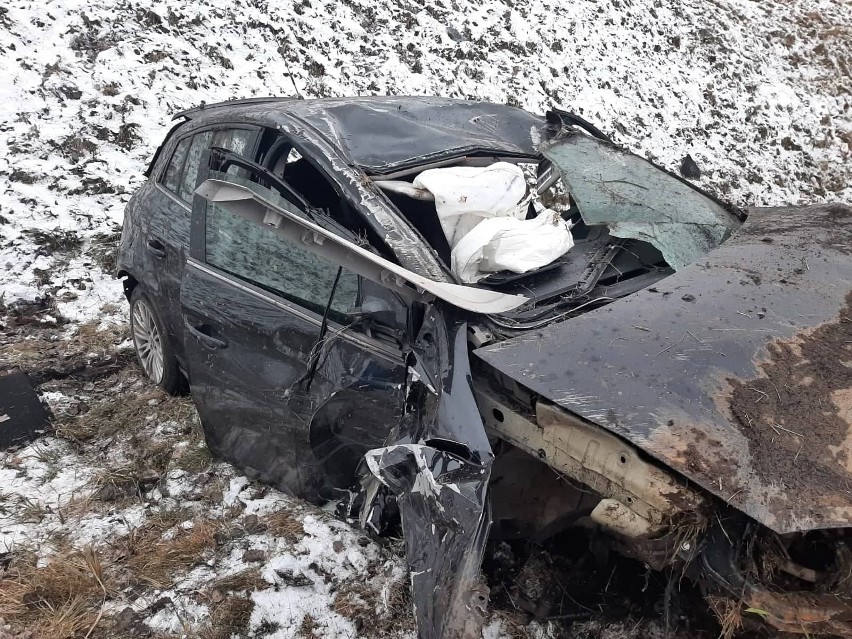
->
178, 131, 214, 203
212, 129, 252, 157
162, 128, 256, 204
211, 129, 255, 180
205, 204, 359, 320
163, 137, 190, 192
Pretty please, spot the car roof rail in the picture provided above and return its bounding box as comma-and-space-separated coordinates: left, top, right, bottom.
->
172, 96, 300, 120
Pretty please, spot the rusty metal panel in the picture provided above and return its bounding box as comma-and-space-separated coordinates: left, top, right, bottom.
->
475, 204, 852, 534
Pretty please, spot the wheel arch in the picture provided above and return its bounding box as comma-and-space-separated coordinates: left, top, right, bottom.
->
118, 270, 139, 301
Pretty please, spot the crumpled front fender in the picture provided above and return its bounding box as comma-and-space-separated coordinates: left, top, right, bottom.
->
361, 308, 493, 639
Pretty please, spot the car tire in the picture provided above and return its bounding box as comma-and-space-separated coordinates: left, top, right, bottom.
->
129, 287, 182, 395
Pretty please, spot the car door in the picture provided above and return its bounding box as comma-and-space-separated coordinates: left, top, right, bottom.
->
145, 125, 259, 362
181, 168, 407, 500
192, 154, 502, 639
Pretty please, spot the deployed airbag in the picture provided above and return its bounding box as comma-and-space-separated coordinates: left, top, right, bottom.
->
413, 162, 529, 246
452, 209, 574, 283
414, 162, 574, 283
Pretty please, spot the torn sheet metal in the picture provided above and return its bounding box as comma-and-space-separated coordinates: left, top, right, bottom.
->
363, 313, 492, 639
542, 132, 742, 270
365, 444, 490, 638
474, 204, 852, 534
260, 97, 544, 173
195, 176, 528, 314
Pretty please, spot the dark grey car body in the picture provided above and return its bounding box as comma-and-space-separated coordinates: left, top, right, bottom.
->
118, 96, 852, 638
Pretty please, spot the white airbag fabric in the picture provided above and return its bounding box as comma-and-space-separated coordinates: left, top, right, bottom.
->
452, 209, 574, 283
413, 162, 529, 247
413, 162, 574, 283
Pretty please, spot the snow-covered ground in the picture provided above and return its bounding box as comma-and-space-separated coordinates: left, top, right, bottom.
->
0, 0, 850, 317
0, 0, 850, 637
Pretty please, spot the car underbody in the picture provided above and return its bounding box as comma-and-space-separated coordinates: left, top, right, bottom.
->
124, 97, 852, 638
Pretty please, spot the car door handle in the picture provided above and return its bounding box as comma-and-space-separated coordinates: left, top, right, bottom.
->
185, 321, 228, 349
146, 239, 166, 259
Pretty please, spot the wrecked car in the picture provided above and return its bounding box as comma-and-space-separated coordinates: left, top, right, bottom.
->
117, 96, 852, 638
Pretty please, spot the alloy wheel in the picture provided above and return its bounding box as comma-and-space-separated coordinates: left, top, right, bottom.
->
131, 299, 165, 384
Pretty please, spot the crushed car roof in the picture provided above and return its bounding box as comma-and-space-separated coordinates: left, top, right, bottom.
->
176, 96, 545, 173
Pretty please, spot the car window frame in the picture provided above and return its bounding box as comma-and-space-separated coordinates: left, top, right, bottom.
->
258, 127, 351, 218
162, 135, 191, 195
187, 176, 408, 358
155, 122, 261, 208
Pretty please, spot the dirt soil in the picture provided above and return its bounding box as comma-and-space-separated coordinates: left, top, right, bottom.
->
727, 291, 852, 514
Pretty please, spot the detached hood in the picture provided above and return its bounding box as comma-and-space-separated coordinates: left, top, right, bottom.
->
475, 203, 852, 534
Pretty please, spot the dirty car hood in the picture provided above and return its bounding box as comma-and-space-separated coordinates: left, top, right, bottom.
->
475, 204, 852, 534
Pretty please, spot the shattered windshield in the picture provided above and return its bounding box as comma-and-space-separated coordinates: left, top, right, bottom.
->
543, 132, 742, 270
377, 130, 742, 325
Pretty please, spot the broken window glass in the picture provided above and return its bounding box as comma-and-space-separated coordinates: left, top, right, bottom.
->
212, 129, 254, 178
178, 131, 214, 203
543, 133, 742, 270
205, 201, 359, 321
176, 129, 256, 204
212, 128, 251, 156
162, 136, 190, 195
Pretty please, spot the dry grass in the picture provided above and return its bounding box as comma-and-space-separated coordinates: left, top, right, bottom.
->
128, 438, 178, 476
706, 596, 743, 639
88, 464, 152, 504
263, 507, 306, 543
0, 321, 128, 370
332, 584, 370, 625
125, 518, 216, 589
15, 495, 49, 523
57, 493, 94, 521
0, 336, 55, 368
0, 578, 30, 619
332, 575, 414, 639
210, 568, 265, 594
30, 596, 96, 639
58, 388, 195, 444
173, 443, 213, 473
75, 321, 129, 355
297, 613, 318, 637
0, 546, 109, 639
59, 388, 150, 440
197, 595, 254, 639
